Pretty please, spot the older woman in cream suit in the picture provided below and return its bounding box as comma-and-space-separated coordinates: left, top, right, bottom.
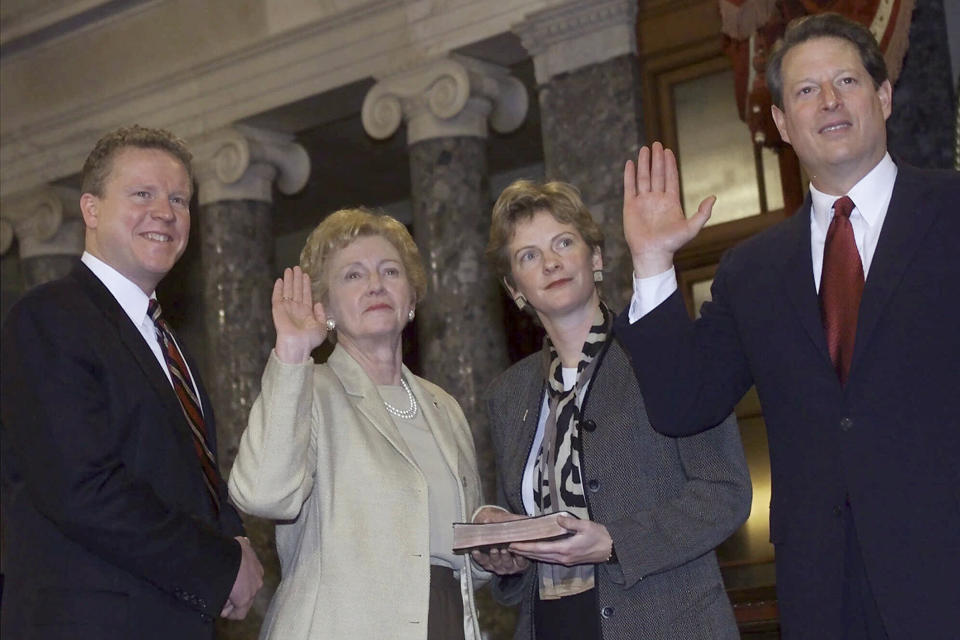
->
228, 208, 486, 640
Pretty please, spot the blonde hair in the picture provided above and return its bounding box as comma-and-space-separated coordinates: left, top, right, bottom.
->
487, 179, 604, 284
82, 125, 193, 198
300, 207, 427, 304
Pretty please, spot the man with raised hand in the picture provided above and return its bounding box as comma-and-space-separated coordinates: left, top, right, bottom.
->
615, 13, 959, 640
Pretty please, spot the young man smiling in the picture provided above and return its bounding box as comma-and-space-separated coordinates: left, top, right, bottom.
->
1, 126, 263, 639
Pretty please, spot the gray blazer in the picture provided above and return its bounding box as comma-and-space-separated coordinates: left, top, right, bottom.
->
485, 337, 751, 640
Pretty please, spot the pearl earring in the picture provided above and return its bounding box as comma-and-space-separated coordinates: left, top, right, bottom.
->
593, 269, 604, 282
325, 318, 336, 331
513, 293, 527, 310
408, 309, 415, 321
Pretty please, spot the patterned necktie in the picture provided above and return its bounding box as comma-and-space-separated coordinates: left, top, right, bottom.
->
148, 299, 221, 512
819, 196, 864, 385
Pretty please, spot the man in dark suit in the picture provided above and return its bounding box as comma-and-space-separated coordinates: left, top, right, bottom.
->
1, 125, 263, 639
614, 13, 959, 640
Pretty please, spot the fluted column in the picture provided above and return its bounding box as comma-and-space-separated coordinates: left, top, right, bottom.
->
363, 55, 528, 499
1, 186, 83, 290
191, 124, 309, 640
515, 0, 643, 309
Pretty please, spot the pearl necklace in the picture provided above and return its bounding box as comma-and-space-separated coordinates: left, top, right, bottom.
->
383, 377, 419, 419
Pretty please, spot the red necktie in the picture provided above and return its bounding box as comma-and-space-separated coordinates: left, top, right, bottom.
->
819, 196, 863, 385
149, 299, 221, 512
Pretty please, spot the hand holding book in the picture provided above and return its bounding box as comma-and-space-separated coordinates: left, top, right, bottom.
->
455, 509, 578, 552
464, 506, 538, 575
459, 507, 615, 570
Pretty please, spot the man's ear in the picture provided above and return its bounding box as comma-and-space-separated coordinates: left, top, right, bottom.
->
79, 193, 99, 229
771, 105, 791, 145
877, 79, 892, 121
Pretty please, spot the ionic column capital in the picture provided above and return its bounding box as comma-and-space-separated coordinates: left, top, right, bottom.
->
191, 125, 310, 206
514, 0, 638, 85
362, 54, 528, 146
0, 185, 83, 258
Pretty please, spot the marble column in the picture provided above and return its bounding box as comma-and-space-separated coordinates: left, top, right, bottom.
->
887, 0, 955, 169
515, 0, 643, 309
191, 125, 309, 640
1, 186, 84, 290
362, 55, 528, 499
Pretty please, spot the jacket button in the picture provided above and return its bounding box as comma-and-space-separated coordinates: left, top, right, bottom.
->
601, 606, 614, 618
587, 479, 600, 493
839, 417, 853, 431
582, 419, 597, 432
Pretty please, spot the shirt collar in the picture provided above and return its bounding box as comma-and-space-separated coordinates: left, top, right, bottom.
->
809, 152, 897, 233
81, 252, 156, 328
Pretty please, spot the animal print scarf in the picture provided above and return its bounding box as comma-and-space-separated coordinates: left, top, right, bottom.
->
534, 302, 610, 600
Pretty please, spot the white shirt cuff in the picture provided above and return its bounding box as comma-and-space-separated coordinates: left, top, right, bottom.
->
628, 267, 678, 323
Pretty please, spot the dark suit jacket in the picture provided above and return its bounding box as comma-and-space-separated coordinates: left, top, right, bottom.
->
1, 263, 244, 640
614, 164, 960, 639
485, 337, 751, 640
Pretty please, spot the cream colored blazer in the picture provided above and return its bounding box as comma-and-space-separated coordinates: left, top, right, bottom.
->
228, 346, 485, 640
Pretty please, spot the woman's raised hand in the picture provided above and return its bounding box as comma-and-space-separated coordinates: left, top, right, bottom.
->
272, 266, 327, 363
623, 141, 715, 277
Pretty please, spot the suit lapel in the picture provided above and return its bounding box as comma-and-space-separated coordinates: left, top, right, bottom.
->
502, 356, 546, 513
777, 198, 832, 367
71, 265, 202, 467
409, 372, 460, 478
849, 166, 935, 376
328, 346, 417, 464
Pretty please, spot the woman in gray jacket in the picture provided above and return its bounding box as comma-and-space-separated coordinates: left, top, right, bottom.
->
472, 180, 751, 640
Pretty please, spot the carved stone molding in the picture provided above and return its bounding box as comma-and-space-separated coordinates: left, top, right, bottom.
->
361, 54, 528, 145
187, 125, 310, 206
1, 0, 556, 200
0, 185, 83, 258
514, 0, 638, 85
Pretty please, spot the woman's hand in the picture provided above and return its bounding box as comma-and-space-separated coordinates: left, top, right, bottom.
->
471, 546, 530, 576
272, 266, 327, 363
509, 516, 613, 566
469, 506, 531, 576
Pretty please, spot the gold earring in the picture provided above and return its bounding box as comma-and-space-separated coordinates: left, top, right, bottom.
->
593, 269, 603, 282
513, 293, 527, 310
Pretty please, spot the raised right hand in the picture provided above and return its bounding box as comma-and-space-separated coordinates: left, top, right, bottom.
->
623, 141, 715, 277
272, 266, 327, 363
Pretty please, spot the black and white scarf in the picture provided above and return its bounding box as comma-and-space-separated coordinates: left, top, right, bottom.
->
533, 302, 610, 599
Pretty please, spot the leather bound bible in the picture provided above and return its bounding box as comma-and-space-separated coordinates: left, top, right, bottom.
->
452, 511, 577, 552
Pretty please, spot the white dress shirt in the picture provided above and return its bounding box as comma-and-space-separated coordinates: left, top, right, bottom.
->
628, 154, 898, 322
81, 252, 193, 393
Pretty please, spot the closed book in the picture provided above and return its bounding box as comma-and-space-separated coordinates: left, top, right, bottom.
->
452, 511, 577, 552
